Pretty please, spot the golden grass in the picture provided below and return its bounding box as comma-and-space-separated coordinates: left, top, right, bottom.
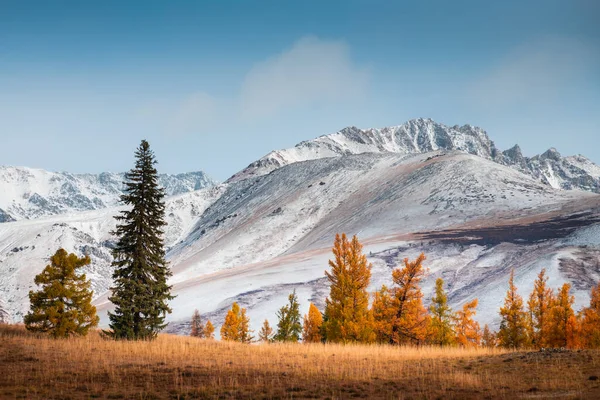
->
1, 324, 600, 399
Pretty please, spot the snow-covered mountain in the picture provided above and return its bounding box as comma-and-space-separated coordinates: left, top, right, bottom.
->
157, 151, 600, 333
1, 118, 599, 337
0, 167, 216, 221
229, 118, 600, 193
0, 186, 225, 323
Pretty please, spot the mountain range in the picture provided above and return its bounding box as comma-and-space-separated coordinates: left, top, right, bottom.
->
230, 118, 600, 193
1, 118, 599, 336
0, 168, 215, 222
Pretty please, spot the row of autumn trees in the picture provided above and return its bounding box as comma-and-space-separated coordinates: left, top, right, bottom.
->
203, 234, 482, 346
198, 233, 600, 349
495, 269, 600, 349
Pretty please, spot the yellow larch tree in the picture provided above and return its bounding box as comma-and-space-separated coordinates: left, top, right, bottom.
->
381, 253, 429, 345
428, 277, 455, 346
497, 269, 529, 348
547, 283, 577, 348
220, 302, 253, 343
24, 249, 99, 338
372, 285, 396, 343
481, 324, 497, 347
323, 233, 375, 343
220, 302, 241, 341
258, 319, 274, 343
580, 282, 600, 348
302, 303, 323, 343
204, 320, 215, 339
527, 269, 554, 348
454, 299, 481, 347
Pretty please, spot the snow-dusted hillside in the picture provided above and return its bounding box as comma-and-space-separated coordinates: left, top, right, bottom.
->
1, 120, 600, 337
0, 167, 216, 221
229, 118, 600, 193
0, 186, 225, 323
150, 151, 599, 335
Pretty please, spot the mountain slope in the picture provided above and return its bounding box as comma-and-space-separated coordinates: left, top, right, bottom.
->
137, 151, 599, 334
229, 118, 600, 193
3, 151, 599, 332
2, 120, 600, 337
0, 186, 225, 322
0, 167, 216, 222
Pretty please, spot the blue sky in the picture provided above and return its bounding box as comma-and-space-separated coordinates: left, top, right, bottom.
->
1, 0, 598, 180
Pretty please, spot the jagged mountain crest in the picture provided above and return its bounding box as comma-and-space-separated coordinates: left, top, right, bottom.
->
0, 167, 217, 222
229, 118, 600, 193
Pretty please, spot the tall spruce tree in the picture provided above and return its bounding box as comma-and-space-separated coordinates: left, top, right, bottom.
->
106, 140, 173, 340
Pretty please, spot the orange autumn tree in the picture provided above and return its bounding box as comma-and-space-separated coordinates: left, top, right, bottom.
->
580, 283, 600, 348
547, 283, 577, 348
204, 320, 215, 339
302, 303, 323, 343
372, 285, 396, 343
497, 269, 529, 348
220, 302, 253, 343
481, 324, 497, 348
454, 299, 481, 347
323, 233, 374, 343
527, 269, 554, 348
374, 253, 429, 345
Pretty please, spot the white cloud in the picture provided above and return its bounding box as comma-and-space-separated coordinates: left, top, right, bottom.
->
169, 92, 221, 135
143, 36, 368, 137
239, 36, 369, 120
467, 36, 599, 109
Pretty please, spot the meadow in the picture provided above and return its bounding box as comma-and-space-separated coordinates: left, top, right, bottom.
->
1, 324, 599, 399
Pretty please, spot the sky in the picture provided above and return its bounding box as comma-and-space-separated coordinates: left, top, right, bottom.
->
0, 0, 599, 180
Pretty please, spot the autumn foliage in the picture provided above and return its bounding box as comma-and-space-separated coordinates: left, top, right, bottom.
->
24, 249, 99, 338
387, 253, 429, 345
190, 309, 214, 339
220, 302, 253, 343
497, 269, 529, 348
323, 233, 374, 343
302, 303, 323, 343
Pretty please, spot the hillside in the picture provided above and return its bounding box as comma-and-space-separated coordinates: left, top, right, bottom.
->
155, 151, 600, 333
0, 186, 225, 322
1, 119, 599, 336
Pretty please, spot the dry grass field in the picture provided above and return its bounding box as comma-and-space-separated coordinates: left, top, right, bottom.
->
1, 324, 600, 399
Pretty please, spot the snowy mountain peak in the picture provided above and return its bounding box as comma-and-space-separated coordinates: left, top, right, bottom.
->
228, 118, 600, 193
540, 147, 562, 161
